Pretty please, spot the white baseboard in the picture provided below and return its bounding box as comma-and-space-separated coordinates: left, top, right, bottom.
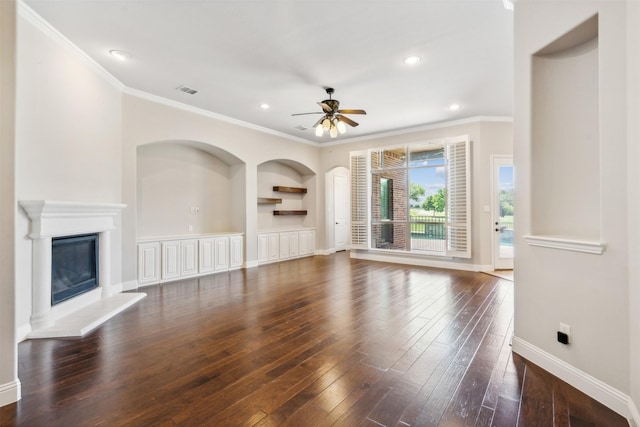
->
0, 379, 21, 407
17, 324, 31, 343
111, 282, 123, 293
512, 336, 637, 424
316, 248, 336, 256
245, 260, 259, 269
350, 250, 492, 272
121, 280, 138, 291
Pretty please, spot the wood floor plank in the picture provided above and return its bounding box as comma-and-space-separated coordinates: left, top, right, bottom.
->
0, 252, 629, 427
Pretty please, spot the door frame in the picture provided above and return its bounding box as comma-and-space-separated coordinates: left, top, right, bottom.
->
491, 155, 514, 270
325, 166, 350, 253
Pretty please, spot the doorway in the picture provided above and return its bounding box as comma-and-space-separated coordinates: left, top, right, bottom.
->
327, 167, 349, 252
492, 156, 514, 270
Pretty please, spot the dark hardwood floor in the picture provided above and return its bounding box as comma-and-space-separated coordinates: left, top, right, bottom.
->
0, 252, 629, 426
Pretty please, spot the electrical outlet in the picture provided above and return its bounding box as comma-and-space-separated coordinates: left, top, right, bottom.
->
558, 323, 571, 344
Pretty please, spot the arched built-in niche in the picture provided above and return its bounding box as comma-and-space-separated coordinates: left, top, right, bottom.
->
137, 140, 245, 237
529, 15, 601, 250
257, 159, 316, 230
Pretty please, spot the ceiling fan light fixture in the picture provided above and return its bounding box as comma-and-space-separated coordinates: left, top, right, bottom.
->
322, 117, 331, 131
337, 120, 347, 134
315, 124, 324, 137
329, 125, 338, 138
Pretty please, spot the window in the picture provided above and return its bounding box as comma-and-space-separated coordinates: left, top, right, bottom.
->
350, 136, 471, 258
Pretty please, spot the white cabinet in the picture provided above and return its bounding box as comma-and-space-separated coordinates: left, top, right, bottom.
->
161, 240, 181, 280
280, 232, 299, 259
214, 236, 230, 271
258, 229, 315, 265
230, 235, 243, 269
199, 238, 215, 274
138, 233, 244, 286
299, 229, 316, 256
137, 242, 160, 286
181, 239, 198, 277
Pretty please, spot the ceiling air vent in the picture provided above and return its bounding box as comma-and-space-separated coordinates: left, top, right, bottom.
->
294, 125, 308, 131
176, 85, 198, 95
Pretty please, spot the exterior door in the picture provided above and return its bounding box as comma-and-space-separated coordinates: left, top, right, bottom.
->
334, 171, 348, 251
492, 156, 514, 270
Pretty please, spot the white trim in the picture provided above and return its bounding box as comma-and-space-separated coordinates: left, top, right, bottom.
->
523, 234, 606, 254
122, 280, 138, 292
512, 336, 634, 421
0, 380, 21, 406
322, 116, 513, 147
124, 87, 316, 146
16, 323, 31, 343
17, 1, 124, 91
350, 250, 492, 272
316, 249, 336, 256
244, 260, 259, 269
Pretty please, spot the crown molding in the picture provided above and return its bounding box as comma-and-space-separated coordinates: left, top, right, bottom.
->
123, 87, 318, 147
18, 0, 124, 91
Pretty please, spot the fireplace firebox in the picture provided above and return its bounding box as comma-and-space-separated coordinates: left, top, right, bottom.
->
51, 234, 99, 305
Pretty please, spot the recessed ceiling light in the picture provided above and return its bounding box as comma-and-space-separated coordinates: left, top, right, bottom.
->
403, 56, 421, 65
449, 104, 461, 111
260, 103, 270, 110
109, 50, 131, 61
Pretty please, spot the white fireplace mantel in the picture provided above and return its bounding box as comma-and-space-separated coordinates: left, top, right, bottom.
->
20, 200, 126, 238
19, 200, 145, 339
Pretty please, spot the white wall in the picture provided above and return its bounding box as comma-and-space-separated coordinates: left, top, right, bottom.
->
513, 0, 633, 418
0, 0, 19, 407
14, 10, 123, 335
319, 119, 513, 270
137, 143, 234, 237
627, 0, 640, 420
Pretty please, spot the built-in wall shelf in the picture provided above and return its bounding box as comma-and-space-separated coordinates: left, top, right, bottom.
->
273, 210, 307, 216
258, 198, 282, 204
273, 186, 307, 194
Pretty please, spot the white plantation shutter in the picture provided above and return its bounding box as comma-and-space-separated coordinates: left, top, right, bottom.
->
350, 152, 368, 248
445, 138, 471, 258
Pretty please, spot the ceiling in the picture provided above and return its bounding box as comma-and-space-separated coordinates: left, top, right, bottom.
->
24, 0, 514, 145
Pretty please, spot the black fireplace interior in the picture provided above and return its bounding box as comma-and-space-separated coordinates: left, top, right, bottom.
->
51, 233, 99, 305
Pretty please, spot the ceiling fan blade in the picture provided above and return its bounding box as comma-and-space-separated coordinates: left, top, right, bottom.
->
318, 102, 332, 113
291, 112, 324, 116
337, 109, 366, 115
312, 117, 325, 128
337, 114, 359, 127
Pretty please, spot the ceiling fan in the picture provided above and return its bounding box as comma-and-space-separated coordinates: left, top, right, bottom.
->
292, 88, 366, 138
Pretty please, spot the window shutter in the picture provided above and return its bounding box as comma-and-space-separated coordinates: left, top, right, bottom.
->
350, 152, 368, 248
445, 138, 471, 258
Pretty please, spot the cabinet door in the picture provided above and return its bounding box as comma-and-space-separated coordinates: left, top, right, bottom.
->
161, 241, 181, 280
258, 233, 269, 263
214, 236, 229, 271
288, 232, 299, 258
199, 238, 215, 274
181, 239, 198, 277
299, 230, 315, 257
268, 233, 279, 261
229, 236, 243, 269
279, 233, 290, 259
137, 242, 160, 286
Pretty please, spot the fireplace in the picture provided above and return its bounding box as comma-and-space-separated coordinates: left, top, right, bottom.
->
20, 200, 146, 338
51, 233, 99, 305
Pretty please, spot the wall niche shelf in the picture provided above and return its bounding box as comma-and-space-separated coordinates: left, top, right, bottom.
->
258, 198, 282, 205
273, 186, 307, 194
273, 210, 307, 216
